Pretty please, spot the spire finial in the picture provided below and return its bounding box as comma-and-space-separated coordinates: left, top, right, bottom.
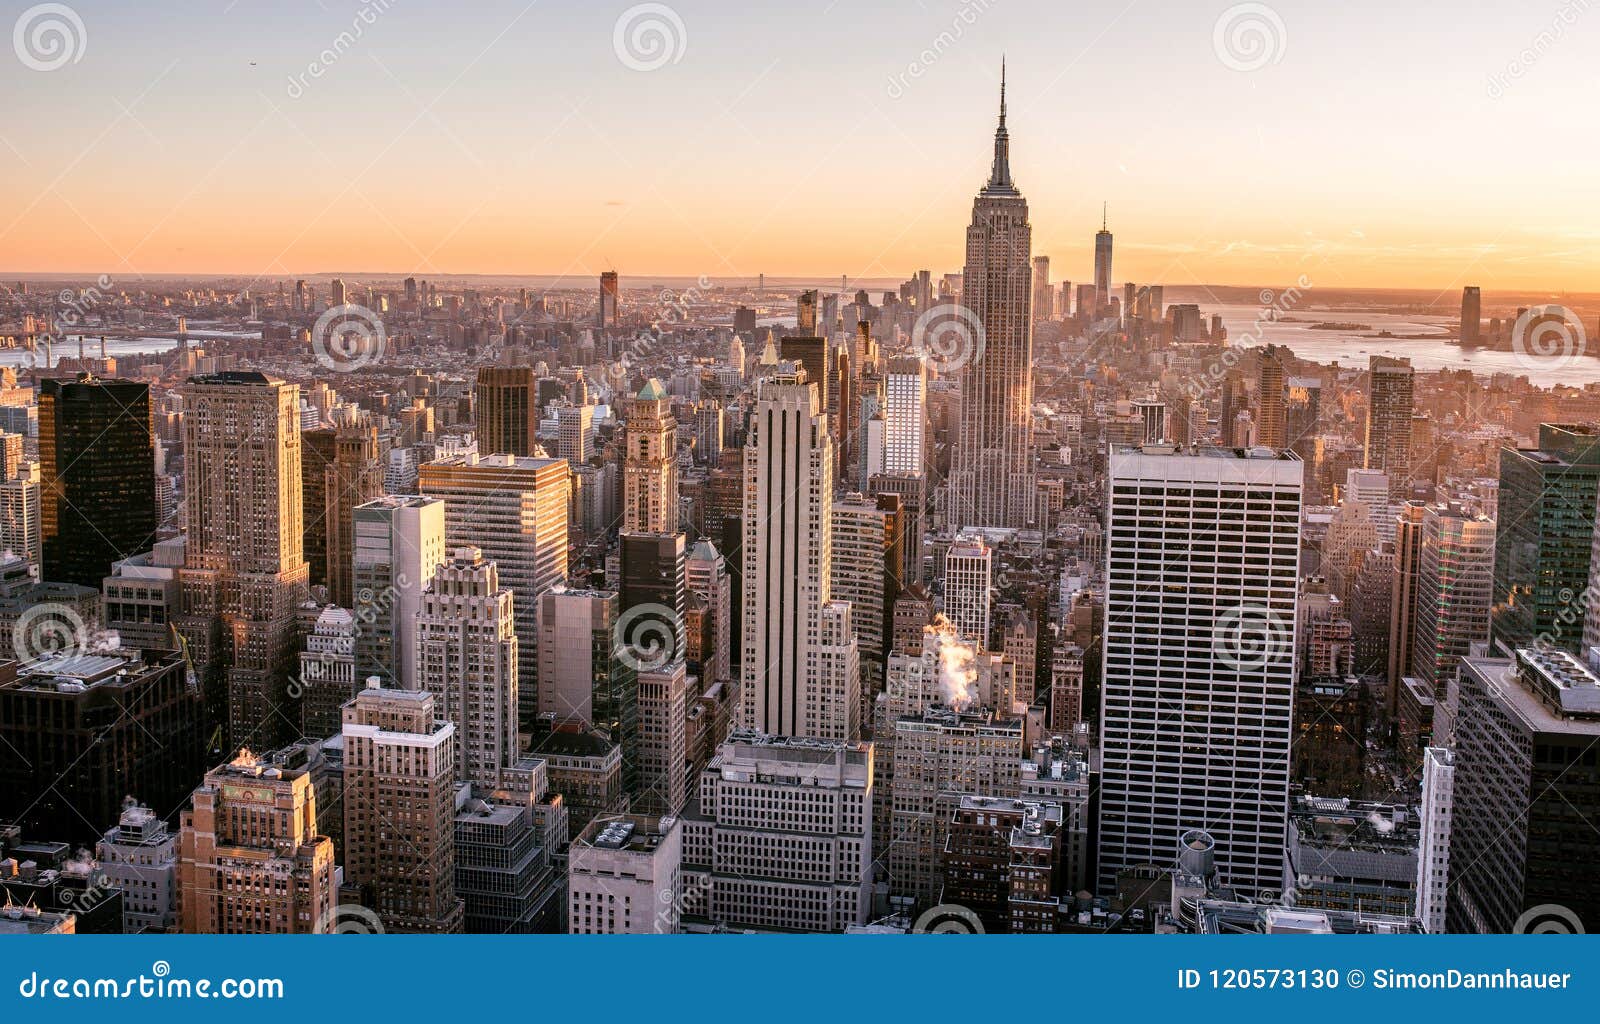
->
1102, 201, 1107, 231
1000, 57, 1006, 127
982, 61, 1017, 195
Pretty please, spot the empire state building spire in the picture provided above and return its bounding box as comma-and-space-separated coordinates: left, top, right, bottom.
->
983, 60, 1018, 196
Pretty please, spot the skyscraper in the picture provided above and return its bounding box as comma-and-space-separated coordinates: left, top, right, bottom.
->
1410, 503, 1495, 735
1364, 356, 1415, 492
1093, 203, 1112, 313
883, 356, 926, 476
1032, 255, 1051, 319
177, 372, 309, 748
622, 379, 679, 533
323, 416, 386, 609
1098, 445, 1303, 893
341, 684, 463, 933
1493, 424, 1600, 657
178, 748, 337, 934
1255, 345, 1287, 449
948, 66, 1036, 529
943, 534, 993, 650
830, 493, 903, 717
679, 732, 874, 932
1448, 649, 1600, 934
473, 366, 540, 458
599, 270, 619, 329
414, 548, 519, 792
351, 495, 447, 689
38, 376, 157, 588
1460, 285, 1482, 344
419, 452, 570, 722
741, 367, 857, 739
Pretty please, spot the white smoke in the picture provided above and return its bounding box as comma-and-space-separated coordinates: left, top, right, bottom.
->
930, 615, 978, 711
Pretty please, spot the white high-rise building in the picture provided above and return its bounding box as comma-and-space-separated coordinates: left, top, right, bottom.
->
0, 461, 40, 573
947, 66, 1035, 528
883, 357, 926, 477
1415, 746, 1455, 934
414, 547, 519, 791
680, 732, 873, 933
352, 495, 447, 689
95, 802, 179, 934
1097, 445, 1303, 893
556, 403, 594, 466
943, 535, 993, 650
741, 367, 858, 740
568, 814, 682, 935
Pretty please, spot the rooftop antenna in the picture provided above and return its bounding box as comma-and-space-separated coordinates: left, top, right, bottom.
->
1102, 202, 1107, 231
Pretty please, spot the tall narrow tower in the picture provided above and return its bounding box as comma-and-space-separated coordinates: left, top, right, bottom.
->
948, 64, 1036, 529
1093, 203, 1113, 313
622, 379, 679, 533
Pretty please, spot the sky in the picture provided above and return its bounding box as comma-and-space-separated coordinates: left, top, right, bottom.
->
2, 0, 1598, 294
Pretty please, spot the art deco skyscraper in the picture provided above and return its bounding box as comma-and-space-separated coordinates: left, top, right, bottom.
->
414, 547, 519, 791
948, 66, 1036, 529
741, 367, 858, 740
622, 379, 679, 533
1097, 446, 1303, 893
178, 748, 337, 934
177, 372, 310, 748
39, 376, 158, 587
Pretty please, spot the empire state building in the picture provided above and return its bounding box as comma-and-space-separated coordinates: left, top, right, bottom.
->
948, 65, 1035, 528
